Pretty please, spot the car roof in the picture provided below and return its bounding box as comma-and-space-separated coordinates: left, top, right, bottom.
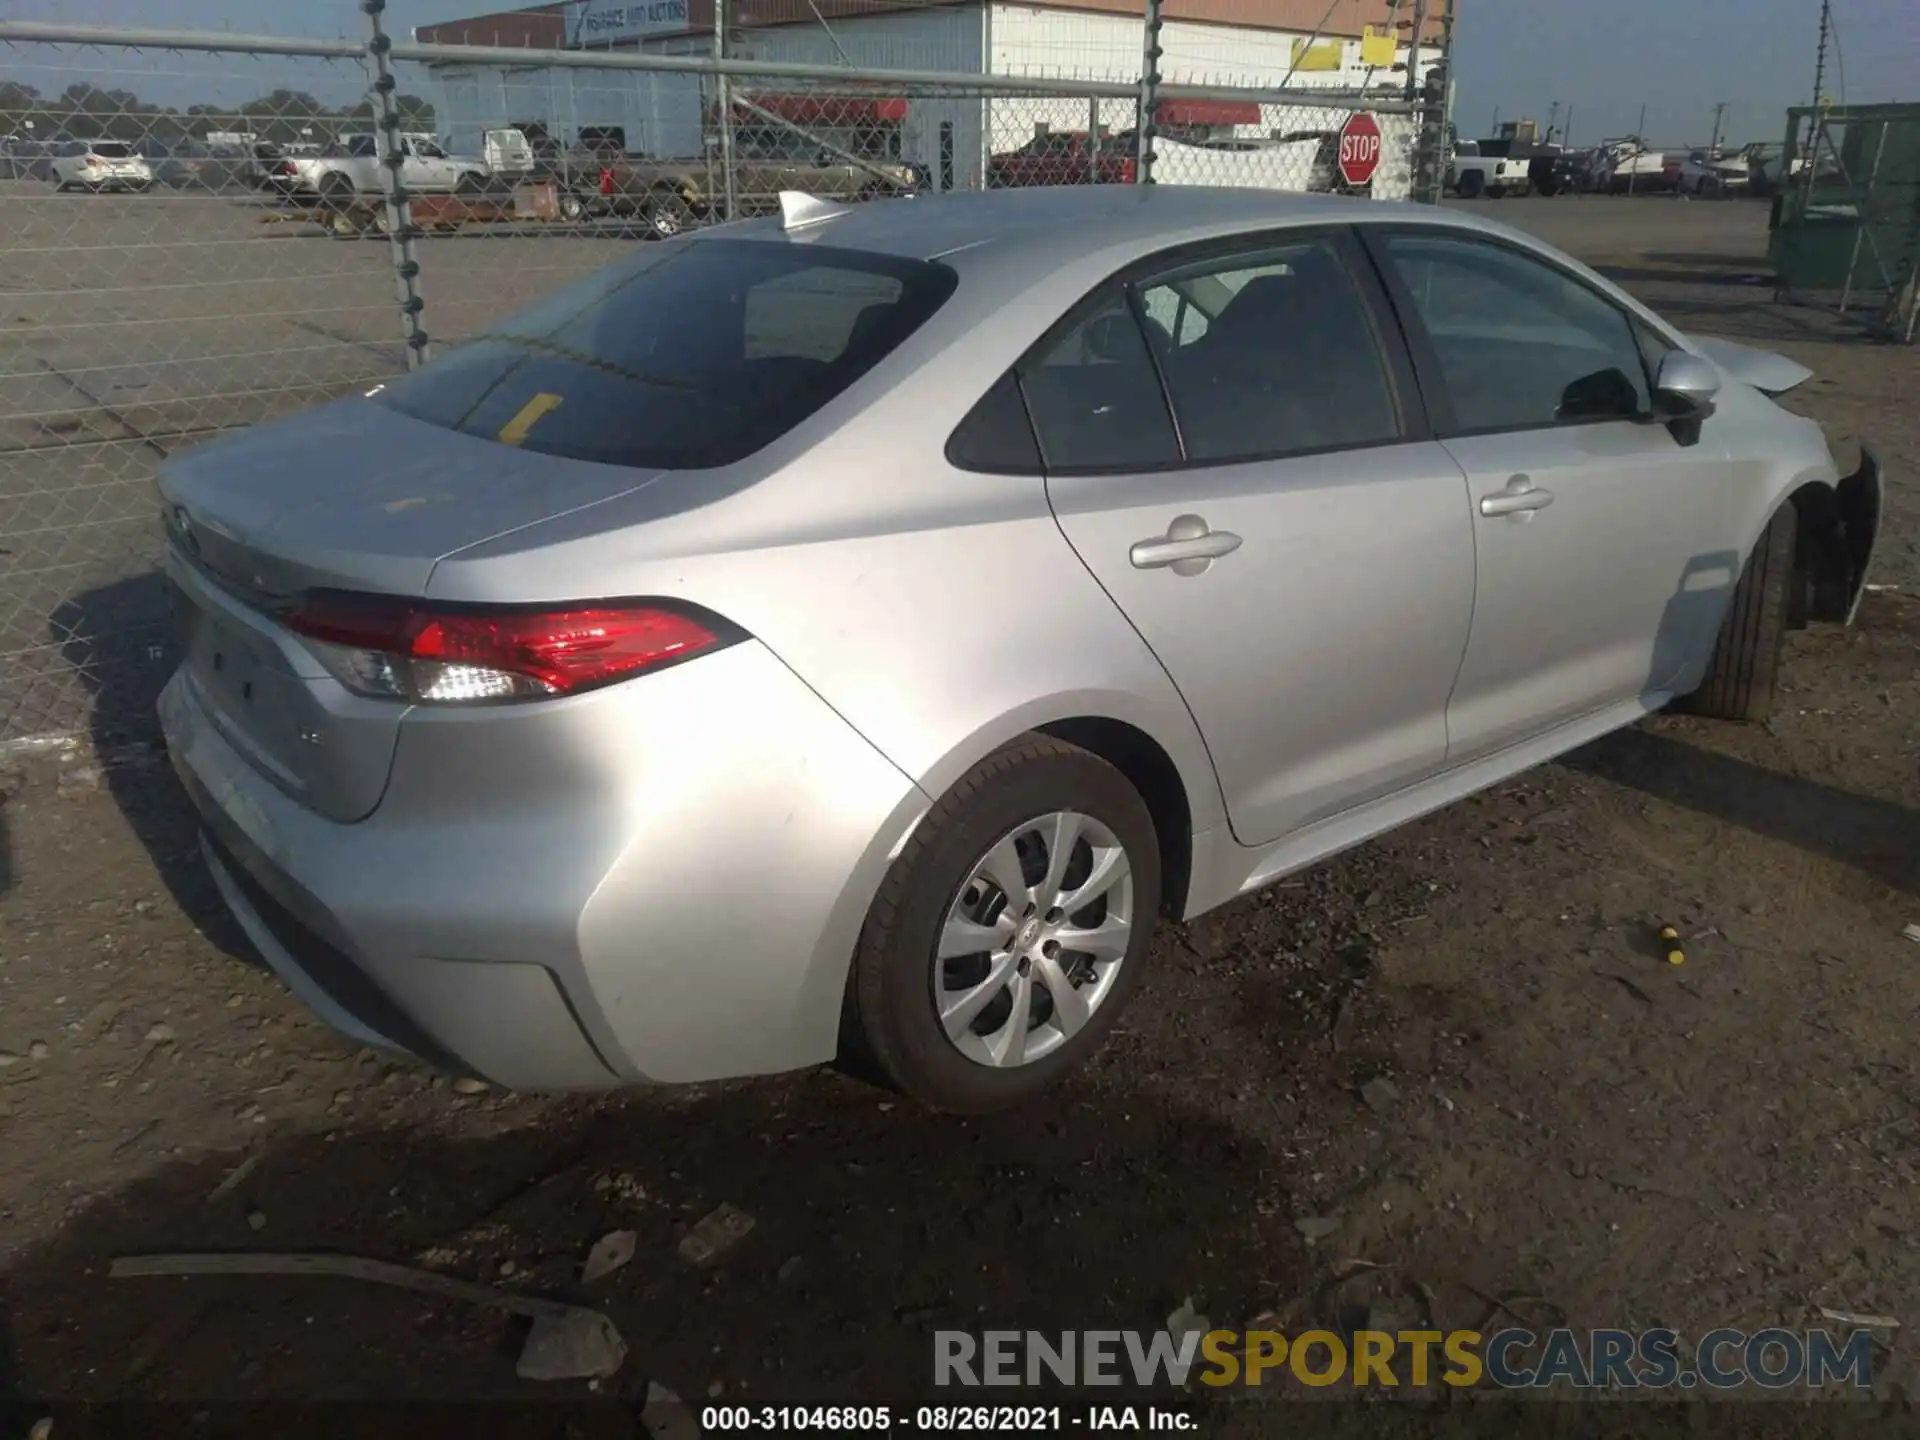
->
703, 185, 1542, 286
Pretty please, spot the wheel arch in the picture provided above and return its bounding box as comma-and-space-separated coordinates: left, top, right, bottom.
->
1785, 450, 1881, 624
1036, 715, 1195, 922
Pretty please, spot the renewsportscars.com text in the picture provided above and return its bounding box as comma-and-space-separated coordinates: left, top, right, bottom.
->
935, 1326, 1876, 1390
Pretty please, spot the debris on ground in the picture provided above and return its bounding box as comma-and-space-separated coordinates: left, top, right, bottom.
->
1659, 923, 1686, 966
516, 1308, 628, 1382
1359, 1076, 1401, 1112
582, 1229, 637, 1283
245, 1209, 267, 1232
1294, 1216, 1341, 1241
1166, 1297, 1210, 1339
1818, 1306, 1899, 1330
450, 1076, 490, 1096
642, 1382, 703, 1440
678, 1203, 755, 1265
27, 1040, 48, 1060
109, 1251, 627, 1381
1902, 924, 1920, 945
206, 1154, 260, 1203
144, 1023, 174, 1045
593, 1170, 647, 1205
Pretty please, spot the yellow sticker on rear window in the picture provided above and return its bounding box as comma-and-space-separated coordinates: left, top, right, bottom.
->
496, 392, 565, 447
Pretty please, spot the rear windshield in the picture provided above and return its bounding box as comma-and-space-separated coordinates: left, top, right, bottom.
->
91, 142, 134, 158
372, 238, 957, 470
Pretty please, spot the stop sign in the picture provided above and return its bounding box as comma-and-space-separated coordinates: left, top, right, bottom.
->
1337, 112, 1383, 187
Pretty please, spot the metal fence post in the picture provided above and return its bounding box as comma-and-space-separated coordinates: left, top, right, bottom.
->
361, 0, 429, 368
1136, 0, 1162, 184
716, 0, 737, 222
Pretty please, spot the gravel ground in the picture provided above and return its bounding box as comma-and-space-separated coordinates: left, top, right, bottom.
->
0, 196, 1915, 1426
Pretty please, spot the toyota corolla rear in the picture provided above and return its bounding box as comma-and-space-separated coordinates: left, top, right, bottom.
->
156, 235, 959, 1089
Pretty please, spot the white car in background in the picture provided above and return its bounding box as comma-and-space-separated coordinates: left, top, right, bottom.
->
51, 140, 154, 192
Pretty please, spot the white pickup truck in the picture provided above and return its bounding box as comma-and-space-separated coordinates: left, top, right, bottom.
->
1446, 139, 1532, 198
280, 133, 490, 204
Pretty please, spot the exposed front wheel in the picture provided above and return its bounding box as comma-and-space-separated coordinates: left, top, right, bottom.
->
845, 735, 1161, 1113
1674, 505, 1797, 721
1456, 170, 1485, 199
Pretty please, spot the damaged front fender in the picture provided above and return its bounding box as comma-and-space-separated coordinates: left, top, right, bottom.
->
1795, 447, 1884, 625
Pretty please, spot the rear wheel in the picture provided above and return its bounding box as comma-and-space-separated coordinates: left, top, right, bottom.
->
845, 735, 1161, 1114
1675, 505, 1797, 721
454, 171, 484, 195
1457, 170, 1486, 199
558, 190, 587, 222
326, 207, 365, 240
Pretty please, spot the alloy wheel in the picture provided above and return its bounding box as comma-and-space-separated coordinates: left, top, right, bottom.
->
933, 811, 1134, 1069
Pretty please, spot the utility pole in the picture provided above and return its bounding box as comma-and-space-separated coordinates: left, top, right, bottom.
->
1547, 99, 1560, 144
1708, 100, 1727, 156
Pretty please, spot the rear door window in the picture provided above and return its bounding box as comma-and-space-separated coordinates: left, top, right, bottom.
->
1137, 237, 1403, 462
371, 238, 957, 469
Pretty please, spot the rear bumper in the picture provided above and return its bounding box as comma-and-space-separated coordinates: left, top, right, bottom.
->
160, 638, 926, 1090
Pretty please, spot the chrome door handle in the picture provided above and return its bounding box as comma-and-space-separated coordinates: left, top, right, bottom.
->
1130, 515, 1243, 574
1479, 475, 1556, 518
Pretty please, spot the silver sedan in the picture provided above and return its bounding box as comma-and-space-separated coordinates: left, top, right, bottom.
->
157, 186, 1881, 1112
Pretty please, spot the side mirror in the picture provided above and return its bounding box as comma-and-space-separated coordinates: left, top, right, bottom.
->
1654, 351, 1721, 416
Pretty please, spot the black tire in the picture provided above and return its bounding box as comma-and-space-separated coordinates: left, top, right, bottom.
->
558, 191, 587, 222
455, 171, 484, 195
1456, 169, 1485, 199
845, 735, 1162, 1114
326, 207, 365, 240
318, 174, 356, 211
1676, 506, 1797, 721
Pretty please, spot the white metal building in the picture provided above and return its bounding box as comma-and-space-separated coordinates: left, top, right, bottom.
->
415, 0, 1444, 198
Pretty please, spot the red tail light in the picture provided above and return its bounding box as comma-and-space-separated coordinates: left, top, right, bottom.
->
1119, 157, 1137, 184
286, 592, 735, 705
599, 166, 615, 194
275, 161, 296, 176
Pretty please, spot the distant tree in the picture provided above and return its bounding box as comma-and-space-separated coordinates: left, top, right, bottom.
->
338, 93, 438, 133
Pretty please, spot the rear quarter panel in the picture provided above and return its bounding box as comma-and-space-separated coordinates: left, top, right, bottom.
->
424, 247, 1231, 839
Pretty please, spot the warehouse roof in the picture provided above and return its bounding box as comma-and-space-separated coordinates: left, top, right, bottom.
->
415, 0, 1442, 47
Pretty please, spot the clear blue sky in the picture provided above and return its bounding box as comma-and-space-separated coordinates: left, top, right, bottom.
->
1, 0, 1913, 146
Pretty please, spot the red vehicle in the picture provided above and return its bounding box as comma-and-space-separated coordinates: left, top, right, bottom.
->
987, 131, 1136, 188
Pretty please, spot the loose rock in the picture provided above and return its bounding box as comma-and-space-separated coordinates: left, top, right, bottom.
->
678, 1203, 756, 1265
146, 1024, 175, 1045
1294, 1216, 1341, 1241
451, 1076, 489, 1096
246, 1209, 267, 1232
1360, 1076, 1401, 1112
28, 1041, 49, 1061
582, 1229, 637, 1284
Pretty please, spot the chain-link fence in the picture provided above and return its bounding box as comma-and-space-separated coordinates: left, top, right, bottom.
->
0, 14, 1447, 751
1771, 102, 1920, 342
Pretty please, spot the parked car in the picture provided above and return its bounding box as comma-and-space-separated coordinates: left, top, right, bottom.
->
276, 133, 491, 206
51, 139, 153, 192
585, 130, 922, 237
155, 187, 1882, 1112
988, 130, 1139, 188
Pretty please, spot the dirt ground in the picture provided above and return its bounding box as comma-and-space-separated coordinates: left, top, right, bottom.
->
0, 197, 1915, 1429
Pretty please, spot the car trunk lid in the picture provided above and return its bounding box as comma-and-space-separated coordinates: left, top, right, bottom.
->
157, 399, 667, 820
